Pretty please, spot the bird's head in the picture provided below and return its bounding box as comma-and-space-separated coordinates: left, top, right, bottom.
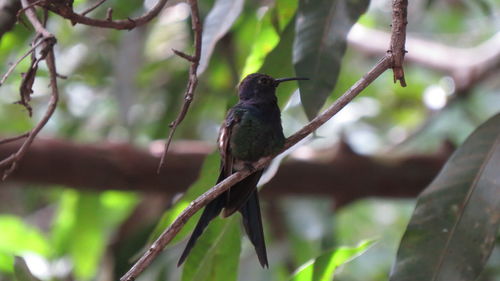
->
238, 73, 308, 102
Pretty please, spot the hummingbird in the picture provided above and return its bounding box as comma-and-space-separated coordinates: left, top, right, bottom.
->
177, 73, 308, 268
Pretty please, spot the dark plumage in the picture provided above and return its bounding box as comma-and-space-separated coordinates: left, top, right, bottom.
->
178, 73, 308, 268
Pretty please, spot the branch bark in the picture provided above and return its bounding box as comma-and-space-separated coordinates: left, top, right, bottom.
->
2, 138, 453, 204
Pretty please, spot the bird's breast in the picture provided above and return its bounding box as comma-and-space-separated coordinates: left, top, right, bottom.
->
230, 110, 284, 162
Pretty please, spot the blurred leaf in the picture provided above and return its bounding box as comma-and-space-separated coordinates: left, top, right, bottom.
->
197, 0, 244, 75
50, 190, 137, 280
290, 239, 376, 281
0, 216, 50, 259
241, 11, 280, 77
390, 113, 500, 281
13, 257, 40, 281
293, 0, 369, 119
181, 216, 241, 281
148, 152, 220, 245
71, 193, 106, 280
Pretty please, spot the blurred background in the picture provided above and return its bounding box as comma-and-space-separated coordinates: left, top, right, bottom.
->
0, 0, 499, 280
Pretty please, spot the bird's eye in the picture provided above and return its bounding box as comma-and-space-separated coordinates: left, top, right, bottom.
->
259, 77, 270, 85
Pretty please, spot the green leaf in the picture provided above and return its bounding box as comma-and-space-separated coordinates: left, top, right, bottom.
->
197, 0, 244, 75
293, 0, 369, 119
241, 11, 280, 78
148, 152, 220, 245
0, 216, 50, 259
181, 216, 241, 281
70, 193, 106, 280
51, 190, 137, 280
14, 257, 40, 281
390, 113, 500, 281
290, 239, 376, 281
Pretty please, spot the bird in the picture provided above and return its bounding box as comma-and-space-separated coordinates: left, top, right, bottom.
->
177, 73, 308, 268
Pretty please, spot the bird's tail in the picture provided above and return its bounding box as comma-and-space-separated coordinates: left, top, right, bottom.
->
177, 170, 227, 266
239, 190, 268, 267
177, 169, 268, 267
177, 190, 225, 266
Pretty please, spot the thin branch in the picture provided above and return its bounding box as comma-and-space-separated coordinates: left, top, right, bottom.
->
0, 38, 45, 86
41, 0, 168, 30
1, 0, 59, 180
389, 0, 407, 86
81, 0, 108, 16
0, 133, 29, 145
157, 0, 202, 172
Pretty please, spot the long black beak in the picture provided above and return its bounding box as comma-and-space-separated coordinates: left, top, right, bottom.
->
274, 77, 309, 86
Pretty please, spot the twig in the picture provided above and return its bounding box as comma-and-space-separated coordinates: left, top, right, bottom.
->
157, 0, 202, 172
42, 0, 168, 30
0, 0, 59, 180
0, 39, 45, 86
81, 0, 108, 16
389, 0, 407, 87
0, 133, 29, 145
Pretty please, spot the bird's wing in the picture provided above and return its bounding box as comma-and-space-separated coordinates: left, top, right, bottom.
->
178, 109, 243, 267
218, 107, 243, 177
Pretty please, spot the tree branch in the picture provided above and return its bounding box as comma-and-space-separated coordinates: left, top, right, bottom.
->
2, 138, 453, 202
389, 0, 407, 86
41, 0, 169, 29
158, 0, 202, 172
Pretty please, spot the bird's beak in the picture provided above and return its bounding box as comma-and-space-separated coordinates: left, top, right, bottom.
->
274, 77, 309, 86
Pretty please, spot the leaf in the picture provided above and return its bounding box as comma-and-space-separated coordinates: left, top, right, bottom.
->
290, 239, 376, 281
197, 0, 244, 75
0, 216, 50, 259
390, 113, 500, 281
14, 257, 40, 281
293, 0, 369, 119
181, 216, 241, 281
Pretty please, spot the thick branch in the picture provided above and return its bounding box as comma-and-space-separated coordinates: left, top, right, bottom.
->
2, 138, 452, 203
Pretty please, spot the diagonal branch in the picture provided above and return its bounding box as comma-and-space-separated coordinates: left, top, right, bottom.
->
157, 0, 202, 172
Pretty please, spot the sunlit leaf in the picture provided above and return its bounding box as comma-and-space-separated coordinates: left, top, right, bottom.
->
293, 0, 369, 119
70, 193, 106, 280
14, 257, 40, 281
197, 0, 244, 75
390, 113, 500, 281
290, 239, 376, 281
241, 12, 280, 78
50, 190, 137, 280
181, 216, 241, 281
0, 216, 50, 258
